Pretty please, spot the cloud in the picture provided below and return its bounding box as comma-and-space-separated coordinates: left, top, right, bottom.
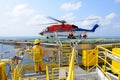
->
101, 13, 116, 25
61, 13, 76, 22
106, 13, 116, 20
80, 16, 100, 27
11, 4, 35, 16
27, 14, 51, 26
115, 0, 120, 3
61, 2, 82, 11
66, 12, 116, 28
80, 13, 116, 27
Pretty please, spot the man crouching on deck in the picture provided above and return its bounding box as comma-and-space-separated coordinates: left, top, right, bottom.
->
32, 39, 44, 74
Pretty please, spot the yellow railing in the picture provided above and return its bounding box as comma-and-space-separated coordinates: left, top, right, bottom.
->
86, 46, 120, 80
12, 51, 25, 80
46, 66, 49, 80
13, 63, 23, 80
66, 48, 75, 80
45, 48, 75, 80
13, 65, 19, 80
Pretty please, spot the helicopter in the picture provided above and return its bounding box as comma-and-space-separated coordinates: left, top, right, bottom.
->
39, 17, 99, 38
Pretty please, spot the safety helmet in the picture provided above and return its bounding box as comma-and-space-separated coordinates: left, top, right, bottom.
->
34, 39, 40, 44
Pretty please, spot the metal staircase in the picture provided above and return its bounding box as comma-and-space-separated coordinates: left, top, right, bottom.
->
61, 43, 72, 66
54, 32, 73, 66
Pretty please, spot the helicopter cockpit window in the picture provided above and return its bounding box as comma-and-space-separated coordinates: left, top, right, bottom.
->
45, 27, 49, 32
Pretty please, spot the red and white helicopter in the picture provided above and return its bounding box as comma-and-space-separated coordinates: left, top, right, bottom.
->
39, 17, 99, 38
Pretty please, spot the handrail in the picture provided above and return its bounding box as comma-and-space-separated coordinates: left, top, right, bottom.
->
54, 32, 62, 47
70, 41, 79, 63
13, 59, 23, 80
67, 48, 75, 80
54, 32, 62, 67
86, 45, 120, 80
97, 65, 112, 80
46, 66, 49, 80
12, 50, 27, 80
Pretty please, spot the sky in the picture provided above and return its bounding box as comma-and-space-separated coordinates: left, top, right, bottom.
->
0, 0, 120, 37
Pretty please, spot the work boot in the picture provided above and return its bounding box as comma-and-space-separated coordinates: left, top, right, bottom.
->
39, 71, 42, 75
36, 71, 39, 75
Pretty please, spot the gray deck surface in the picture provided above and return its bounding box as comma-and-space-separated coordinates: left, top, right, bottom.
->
75, 65, 100, 80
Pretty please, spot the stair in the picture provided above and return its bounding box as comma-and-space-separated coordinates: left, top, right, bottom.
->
61, 44, 72, 66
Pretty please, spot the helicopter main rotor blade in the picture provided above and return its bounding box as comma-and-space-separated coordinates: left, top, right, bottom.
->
37, 22, 58, 25
47, 16, 62, 22
47, 16, 66, 23
79, 18, 99, 21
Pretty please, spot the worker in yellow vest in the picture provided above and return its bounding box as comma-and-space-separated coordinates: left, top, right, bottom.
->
32, 39, 44, 74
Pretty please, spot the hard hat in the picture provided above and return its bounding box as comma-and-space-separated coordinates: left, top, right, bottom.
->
34, 39, 40, 44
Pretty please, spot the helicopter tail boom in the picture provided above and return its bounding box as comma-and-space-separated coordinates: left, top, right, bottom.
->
90, 24, 99, 32
74, 24, 99, 32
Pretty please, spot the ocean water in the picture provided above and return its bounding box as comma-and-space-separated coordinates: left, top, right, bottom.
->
0, 44, 14, 58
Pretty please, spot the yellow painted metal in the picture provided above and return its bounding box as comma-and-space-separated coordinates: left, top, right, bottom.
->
79, 43, 95, 50
62, 43, 70, 47
96, 46, 120, 80
85, 46, 119, 80
46, 66, 49, 80
23, 78, 37, 80
3, 41, 120, 80
82, 49, 98, 66
112, 48, 120, 74
13, 65, 19, 80
13, 51, 25, 80
0, 62, 8, 80
67, 48, 75, 80
118, 73, 120, 80
0, 58, 10, 64
23, 65, 34, 71
47, 48, 75, 80
13, 64, 23, 80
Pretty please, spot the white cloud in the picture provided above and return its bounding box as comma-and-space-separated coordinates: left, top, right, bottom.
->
80, 13, 116, 27
101, 13, 116, 25
61, 13, 100, 28
27, 14, 51, 26
11, 4, 35, 16
61, 13, 76, 22
66, 12, 116, 29
105, 13, 116, 20
80, 16, 100, 27
61, 2, 82, 11
115, 0, 120, 2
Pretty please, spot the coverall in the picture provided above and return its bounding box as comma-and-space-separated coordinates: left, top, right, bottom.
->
32, 45, 44, 72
